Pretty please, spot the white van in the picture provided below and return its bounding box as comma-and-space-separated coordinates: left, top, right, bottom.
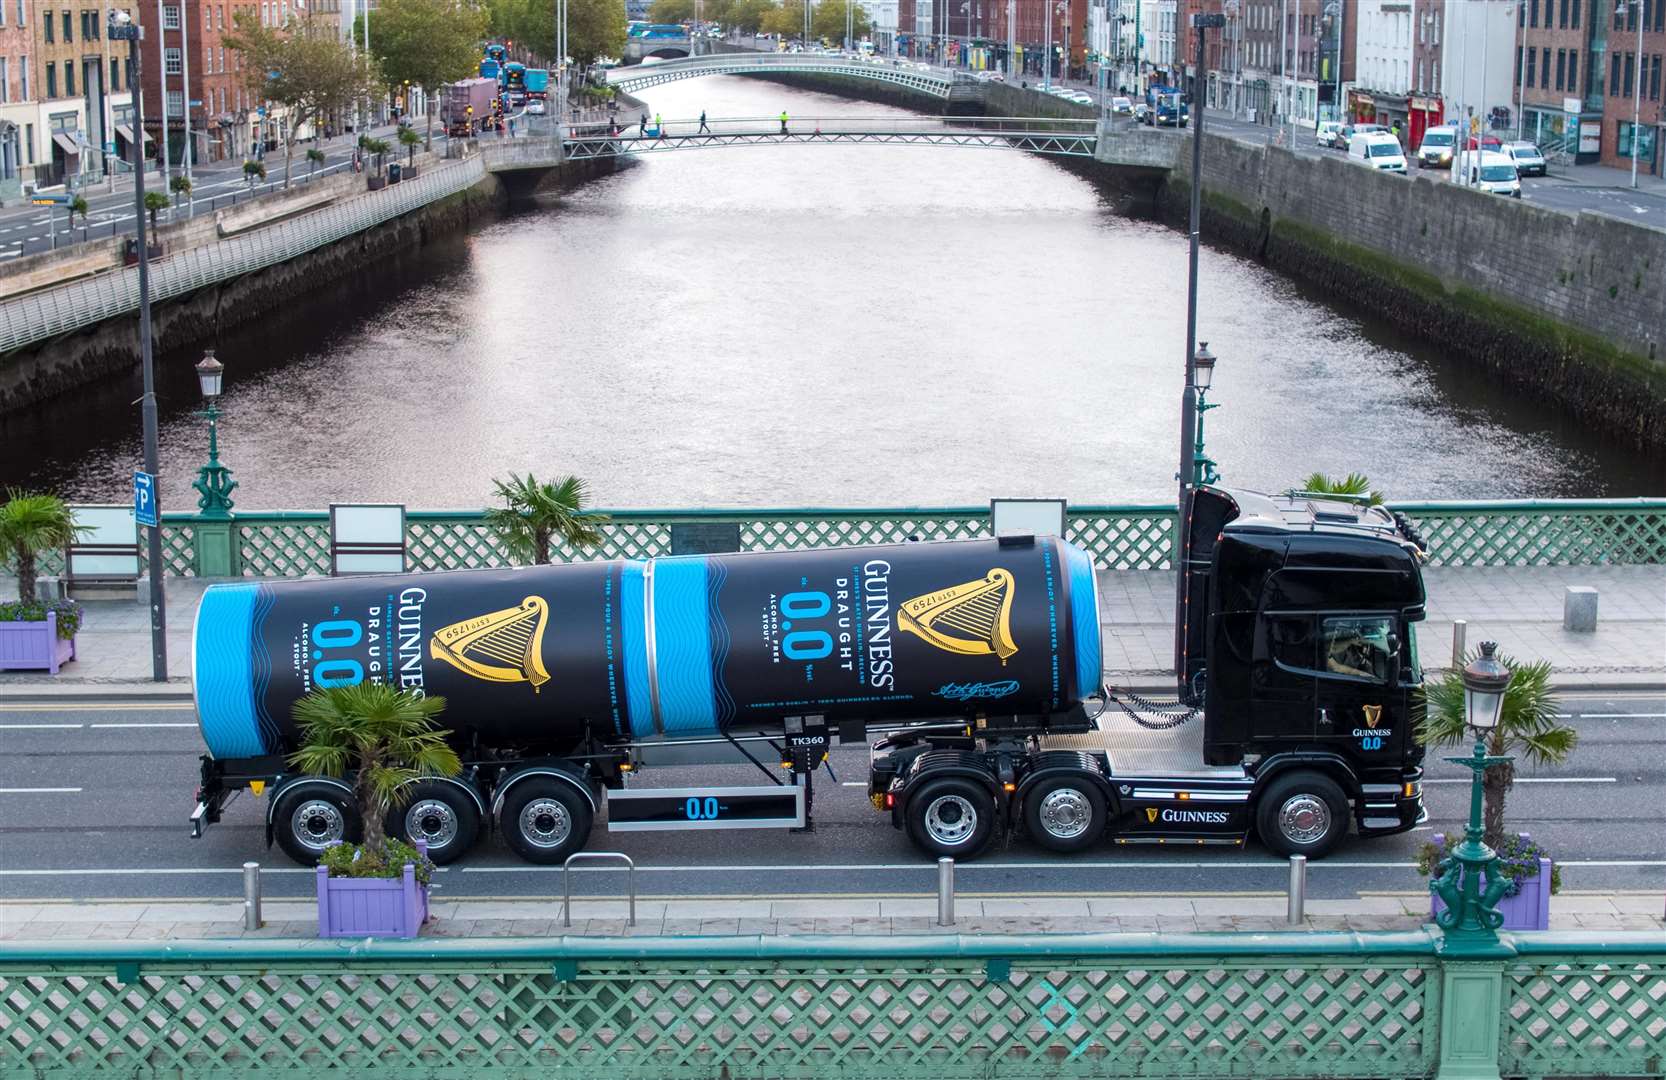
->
1349, 130, 1407, 173
1458, 150, 1523, 197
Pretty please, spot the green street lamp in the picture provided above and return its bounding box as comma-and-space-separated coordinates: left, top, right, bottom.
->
191, 349, 238, 519
1429, 641, 1516, 943
1191, 341, 1220, 487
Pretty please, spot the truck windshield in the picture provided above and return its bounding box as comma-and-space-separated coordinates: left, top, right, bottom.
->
1404, 623, 1423, 685
1321, 616, 1395, 682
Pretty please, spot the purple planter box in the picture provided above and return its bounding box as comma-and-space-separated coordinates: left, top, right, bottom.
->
1429, 832, 1552, 931
316, 861, 429, 938
0, 611, 75, 673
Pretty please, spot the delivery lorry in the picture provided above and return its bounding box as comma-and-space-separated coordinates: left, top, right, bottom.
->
1144, 85, 1189, 127
524, 68, 551, 100
189, 486, 1430, 867
441, 78, 498, 137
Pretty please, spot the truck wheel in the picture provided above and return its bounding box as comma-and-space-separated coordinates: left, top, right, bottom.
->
388, 781, 481, 865
905, 777, 995, 859
500, 780, 594, 864
1023, 776, 1107, 853
272, 784, 361, 866
1256, 772, 1349, 859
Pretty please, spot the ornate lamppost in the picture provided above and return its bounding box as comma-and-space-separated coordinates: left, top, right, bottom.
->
191, 350, 237, 519
1191, 341, 1220, 486
1429, 642, 1516, 942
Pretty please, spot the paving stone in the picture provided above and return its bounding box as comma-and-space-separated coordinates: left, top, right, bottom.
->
508, 919, 554, 936
659, 919, 704, 935
697, 919, 740, 936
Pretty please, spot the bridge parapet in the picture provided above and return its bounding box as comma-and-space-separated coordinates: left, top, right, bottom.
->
606, 53, 956, 98
479, 137, 564, 172
1094, 119, 1183, 171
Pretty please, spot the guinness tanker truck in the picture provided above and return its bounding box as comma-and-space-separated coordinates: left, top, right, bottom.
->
189, 486, 1430, 866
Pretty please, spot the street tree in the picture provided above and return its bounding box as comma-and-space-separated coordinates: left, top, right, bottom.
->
724, 0, 772, 32
485, 473, 606, 565
487, 0, 626, 67
370, 0, 489, 150
68, 195, 88, 232
143, 190, 170, 229
759, 0, 869, 43
647, 0, 696, 21
0, 490, 86, 601
227, 11, 379, 187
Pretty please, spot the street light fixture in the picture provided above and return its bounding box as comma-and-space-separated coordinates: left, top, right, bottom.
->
1461, 640, 1513, 733
191, 349, 238, 520
1191, 342, 1220, 486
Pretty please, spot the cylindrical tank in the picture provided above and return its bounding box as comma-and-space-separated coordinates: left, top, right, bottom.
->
193, 537, 1103, 760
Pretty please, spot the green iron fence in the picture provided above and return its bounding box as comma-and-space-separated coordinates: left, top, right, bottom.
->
1, 930, 1661, 1078
37, 498, 1666, 579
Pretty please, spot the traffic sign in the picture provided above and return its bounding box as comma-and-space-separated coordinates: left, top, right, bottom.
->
133, 470, 158, 528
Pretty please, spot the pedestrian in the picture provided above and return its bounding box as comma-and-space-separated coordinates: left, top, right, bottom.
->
655, 112, 665, 139
698, 109, 711, 135
779, 109, 789, 134
639, 112, 648, 137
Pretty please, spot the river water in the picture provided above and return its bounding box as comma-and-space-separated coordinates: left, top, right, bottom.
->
4, 76, 1659, 509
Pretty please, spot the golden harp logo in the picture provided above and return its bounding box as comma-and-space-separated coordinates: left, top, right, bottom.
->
898, 568, 1019, 663
1362, 704, 1383, 729
430, 596, 552, 692
1145, 807, 1160, 824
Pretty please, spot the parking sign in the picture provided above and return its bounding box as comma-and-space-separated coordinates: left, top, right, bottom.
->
133, 470, 158, 528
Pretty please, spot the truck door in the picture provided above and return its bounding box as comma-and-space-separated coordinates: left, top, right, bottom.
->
1251, 612, 1317, 740
1312, 614, 1401, 759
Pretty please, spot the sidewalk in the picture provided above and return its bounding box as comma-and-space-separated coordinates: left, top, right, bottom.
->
4, 564, 1659, 692
1543, 157, 1666, 194
3, 892, 1659, 940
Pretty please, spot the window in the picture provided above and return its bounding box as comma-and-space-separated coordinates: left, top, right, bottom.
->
1653, 54, 1662, 100
1624, 51, 1634, 96
61, 9, 70, 40
1560, 0, 1569, 26
1530, 0, 1539, 26
0, 58, 7, 102
24, 122, 32, 162
1573, 0, 1581, 27
1557, 48, 1566, 90
1269, 616, 1316, 672
1612, 50, 1621, 93
43, 11, 51, 39
1526, 47, 1535, 87
218, 46, 224, 73
44, 61, 55, 97
166, 88, 182, 115
14, 0, 20, 24
110, 57, 117, 89
163, 3, 179, 27
1568, 52, 1577, 91
1320, 616, 1396, 683
1516, 45, 1524, 87
19, 54, 26, 98
64, 60, 72, 94
165, 47, 181, 74
1541, 46, 1550, 88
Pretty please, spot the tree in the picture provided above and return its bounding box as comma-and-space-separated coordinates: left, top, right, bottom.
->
485, 473, 606, 564
306, 146, 326, 176
488, 0, 625, 67
243, 160, 268, 186
169, 173, 194, 217
370, 0, 489, 151
1418, 650, 1575, 847
724, 0, 772, 33
648, 0, 695, 21
227, 11, 378, 188
143, 190, 170, 229
68, 195, 88, 232
1295, 471, 1384, 505
290, 684, 461, 855
759, 0, 803, 38
811, 0, 868, 43
398, 125, 422, 165
0, 491, 87, 601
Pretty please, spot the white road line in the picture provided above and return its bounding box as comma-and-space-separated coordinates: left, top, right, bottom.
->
1577, 712, 1666, 719
1423, 777, 1617, 785
0, 787, 83, 794
0, 866, 448, 876
0, 723, 85, 730
840, 781, 867, 787
0, 703, 192, 712
88, 722, 198, 729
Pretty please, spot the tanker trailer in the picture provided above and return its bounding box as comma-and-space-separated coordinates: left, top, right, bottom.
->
190, 534, 1104, 865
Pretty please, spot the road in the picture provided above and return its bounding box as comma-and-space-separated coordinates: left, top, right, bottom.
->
1, 692, 1660, 904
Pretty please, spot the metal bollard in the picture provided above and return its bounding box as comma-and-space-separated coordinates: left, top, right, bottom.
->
937, 857, 955, 926
1286, 855, 1307, 926
1451, 620, 1467, 667
242, 861, 263, 930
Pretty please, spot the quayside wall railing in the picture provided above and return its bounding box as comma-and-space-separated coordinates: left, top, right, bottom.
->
1, 929, 1661, 1078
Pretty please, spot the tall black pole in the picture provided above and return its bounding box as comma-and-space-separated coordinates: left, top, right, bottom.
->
116, 17, 168, 682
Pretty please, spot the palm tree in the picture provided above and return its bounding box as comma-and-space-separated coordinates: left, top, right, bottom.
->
1295, 471, 1384, 505
143, 190, 170, 230
485, 473, 606, 565
289, 684, 461, 854
1418, 650, 1575, 847
0, 490, 87, 601
398, 126, 421, 167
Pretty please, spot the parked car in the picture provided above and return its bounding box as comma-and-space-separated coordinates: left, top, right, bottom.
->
1458, 150, 1523, 196
1348, 130, 1408, 173
1064, 91, 1094, 105
527, 100, 546, 115
1465, 133, 1503, 151
1416, 126, 1457, 168
1133, 103, 1150, 122
1502, 140, 1547, 177
1315, 120, 1345, 148
1111, 96, 1134, 114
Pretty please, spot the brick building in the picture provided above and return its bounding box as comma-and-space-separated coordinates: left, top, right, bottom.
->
0, 0, 35, 193
1408, 0, 1445, 145
136, 0, 253, 167
1596, 0, 1662, 173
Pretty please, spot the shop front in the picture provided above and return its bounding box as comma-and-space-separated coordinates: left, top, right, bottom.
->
1408, 95, 1443, 149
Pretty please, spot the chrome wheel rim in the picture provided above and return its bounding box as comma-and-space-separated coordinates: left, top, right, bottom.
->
1038, 789, 1093, 840
519, 799, 572, 849
1279, 795, 1330, 846
405, 799, 458, 849
293, 799, 345, 851
923, 795, 977, 846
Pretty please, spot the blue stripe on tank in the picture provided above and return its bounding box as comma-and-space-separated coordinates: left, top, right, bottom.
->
620, 562, 653, 739
193, 582, 267, 759
651, 556, 718, 737
1064, 541, 1104, 700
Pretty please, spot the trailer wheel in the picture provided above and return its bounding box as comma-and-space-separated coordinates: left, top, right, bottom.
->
272, 784, 361, 866
1256, 771, 1349, 859
499, 780, 594, 864
905, 777, 995, 859
388, 781, 482, 865
1023, 776, 1107, 853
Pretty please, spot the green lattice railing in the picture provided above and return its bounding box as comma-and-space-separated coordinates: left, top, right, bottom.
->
41, 497, 1666, 578
1, 931, 1661, 1078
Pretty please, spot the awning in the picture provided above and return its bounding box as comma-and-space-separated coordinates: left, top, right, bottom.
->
51, 131, 80, 156
114, 124, 156, 146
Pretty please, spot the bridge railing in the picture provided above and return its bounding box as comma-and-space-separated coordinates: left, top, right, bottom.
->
579, 114, 1097, 138
1, 930, 1660, 1078
39, 497, 1666, 579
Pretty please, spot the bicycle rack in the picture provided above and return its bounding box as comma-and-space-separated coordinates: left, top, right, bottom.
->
562, 852, 636, 927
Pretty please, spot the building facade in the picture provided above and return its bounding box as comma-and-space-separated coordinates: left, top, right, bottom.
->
1596, 0, 1662, 173
1348, 0, 1414, 137
1440, 0, 1517, 146
0, 0, 35, 194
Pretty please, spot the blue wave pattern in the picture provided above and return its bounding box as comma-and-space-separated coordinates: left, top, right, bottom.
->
651, 557, 718, 736
1063, 541, 1103, 698
193, 583, 267, 758
706, 559, 736, 729
621, 563, 653, 739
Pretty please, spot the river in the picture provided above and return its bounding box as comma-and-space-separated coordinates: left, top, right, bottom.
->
3, 75, 1659, 509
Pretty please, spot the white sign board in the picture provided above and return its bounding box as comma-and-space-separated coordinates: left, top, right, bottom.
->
1563, 96, 1581, 115
330, 504, 406, 575
990, 498, 1068, 539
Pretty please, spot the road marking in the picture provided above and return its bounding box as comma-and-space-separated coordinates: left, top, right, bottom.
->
88, 722, 198, 729
0, 723, 85, 730
1423, 777, 1616, 785
0, 703, 192, 712
1576, 712, 1666, 719
840, 781, 867, 787
0, 787, 83, 794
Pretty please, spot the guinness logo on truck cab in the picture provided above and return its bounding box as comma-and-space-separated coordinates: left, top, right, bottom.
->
1363, 704, 1383, 729
1145, 807, 1159, 823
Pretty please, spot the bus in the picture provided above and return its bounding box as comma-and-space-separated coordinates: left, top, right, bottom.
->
504, 61, 527, 101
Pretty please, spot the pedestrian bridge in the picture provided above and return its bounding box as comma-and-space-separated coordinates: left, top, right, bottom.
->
562, 116, 1097, 159
605, 53, 958, 98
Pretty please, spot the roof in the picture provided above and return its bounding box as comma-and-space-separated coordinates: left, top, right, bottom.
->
1217, 487, 1426, 554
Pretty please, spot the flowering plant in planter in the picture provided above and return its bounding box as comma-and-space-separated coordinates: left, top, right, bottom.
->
1417, 834, 1562, 897
0, 598, 84, 639
319, 835, 435, 887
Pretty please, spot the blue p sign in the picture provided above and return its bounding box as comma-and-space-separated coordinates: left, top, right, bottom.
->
133, 470, 158, 528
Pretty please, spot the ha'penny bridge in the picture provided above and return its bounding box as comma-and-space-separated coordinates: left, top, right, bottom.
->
557, 115, 1101, 160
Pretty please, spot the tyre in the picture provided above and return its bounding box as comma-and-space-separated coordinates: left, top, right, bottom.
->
387, 780, 482, 865
499, 778, 595, 864
272, 783, 361, 866
1256, 771, 1350, 859
904, 777, 996, 859
1023, 776, 1108, 853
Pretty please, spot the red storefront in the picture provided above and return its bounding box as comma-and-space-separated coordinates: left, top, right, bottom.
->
1408, 95, 1443, 149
